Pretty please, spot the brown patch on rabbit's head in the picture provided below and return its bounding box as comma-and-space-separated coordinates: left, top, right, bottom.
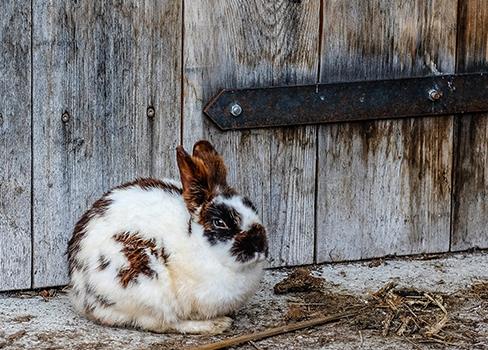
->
177, 141, 268, 265
176, 140, 232, 214
198, 195, 268, 265
192, 140, 228, 188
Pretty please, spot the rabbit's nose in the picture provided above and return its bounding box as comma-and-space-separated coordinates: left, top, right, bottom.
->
251, 237, 268, 255
251, 241, 261, 252
245, 223, 267, 252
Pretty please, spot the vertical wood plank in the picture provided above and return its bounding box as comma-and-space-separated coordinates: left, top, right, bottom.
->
316, 0, 456, 262
183, 0, 319, 267
0, 0, 32, 291
452, 0, 488, 250
32, 0, 182, 287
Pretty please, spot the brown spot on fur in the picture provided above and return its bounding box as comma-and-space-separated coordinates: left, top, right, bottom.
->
177, 146, 213, 213
192, 140, 228, 188
221, 187, 238, 197
114, 232, 168, 288
85, 283, 96, 296
198, 201, 242, 245
67, 196, 112, 275
67, 178, 179, 277
242, 196, 257, 212
94, 294, 115, 308
85, 284, 115, 308
91, 197, 112, 216
97, 255, 110, 270
70, 258, 85, 273
160, 247, 170, 262
177, 142, 242, 216
83, 300, 95, 314
115, 178, 182, 194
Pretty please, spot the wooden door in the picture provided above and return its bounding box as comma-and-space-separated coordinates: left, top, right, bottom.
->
315, 0, 456, 262
183, 0, 320, 266
0, 0, 32, 290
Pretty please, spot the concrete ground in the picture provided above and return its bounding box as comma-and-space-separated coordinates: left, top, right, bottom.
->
1, 251, 487, 350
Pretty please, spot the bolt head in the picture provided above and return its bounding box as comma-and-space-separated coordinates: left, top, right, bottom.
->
61, 112, 70, 123
147, 106, 155, 118
230, 103, 242, 117
428, 89, 442, 101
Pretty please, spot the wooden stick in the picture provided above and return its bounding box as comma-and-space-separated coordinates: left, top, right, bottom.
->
186, 311, 357, 350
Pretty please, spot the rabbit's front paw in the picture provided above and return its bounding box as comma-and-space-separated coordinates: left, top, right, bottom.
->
172, 316, 233, 334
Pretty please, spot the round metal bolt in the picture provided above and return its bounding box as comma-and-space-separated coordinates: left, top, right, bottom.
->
147, 106, 155, 118
230, 103, 242, 117
428, 88, 442, 101
61, 111, 70, 123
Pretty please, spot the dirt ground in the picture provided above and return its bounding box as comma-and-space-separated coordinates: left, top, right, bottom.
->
1, 250, 487, 350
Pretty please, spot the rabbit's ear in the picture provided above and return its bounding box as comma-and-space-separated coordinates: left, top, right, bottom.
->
176, 146, 212, 212
192, 140, 228, 188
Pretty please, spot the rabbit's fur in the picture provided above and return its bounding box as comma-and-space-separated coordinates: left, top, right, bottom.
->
67, 141, 268, 334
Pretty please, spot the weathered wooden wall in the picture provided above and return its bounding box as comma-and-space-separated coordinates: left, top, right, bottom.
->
0, 0, 486, 290
315, 0, 456, 262
451, 0, 488, 251
32, 0, 182, 287
0, 0, 32, 290
183, 0, 319, 267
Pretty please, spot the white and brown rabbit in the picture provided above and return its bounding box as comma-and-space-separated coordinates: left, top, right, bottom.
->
67, 140, 268, 334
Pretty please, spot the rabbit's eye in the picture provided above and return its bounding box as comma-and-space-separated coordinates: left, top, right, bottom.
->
212, 218, 228, 229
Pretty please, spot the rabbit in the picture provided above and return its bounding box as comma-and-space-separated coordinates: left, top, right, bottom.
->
67, 140, 268, 334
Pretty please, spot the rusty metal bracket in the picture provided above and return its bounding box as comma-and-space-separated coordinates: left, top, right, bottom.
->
204, 73, 488, 130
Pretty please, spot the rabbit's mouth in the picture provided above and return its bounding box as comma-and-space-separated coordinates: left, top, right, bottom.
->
254, 252, 267, 263
233, 251, 268, 267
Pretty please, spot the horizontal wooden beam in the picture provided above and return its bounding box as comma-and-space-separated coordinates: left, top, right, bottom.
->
204, 73, 488, 130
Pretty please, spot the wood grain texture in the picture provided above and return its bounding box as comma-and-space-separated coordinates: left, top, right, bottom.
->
451, 0, 488, 250
0, 0, 32, 291
32, 0, 181, 287
316, 0, 456, 262
183, 0, 319, 267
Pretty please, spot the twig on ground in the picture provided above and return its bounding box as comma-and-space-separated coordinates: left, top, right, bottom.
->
381, 312, 394, 336
425, 314, 449, 337
396, 316, 412, 336
185, 311, 358, 350
424, 293, 448, 314
371, 281, 397, 299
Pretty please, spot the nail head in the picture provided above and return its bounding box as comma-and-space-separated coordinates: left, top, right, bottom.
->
428, 89, 442, 101
147, 106, 155, 118
230, 103, 242, 117
61, 111, 70, 123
